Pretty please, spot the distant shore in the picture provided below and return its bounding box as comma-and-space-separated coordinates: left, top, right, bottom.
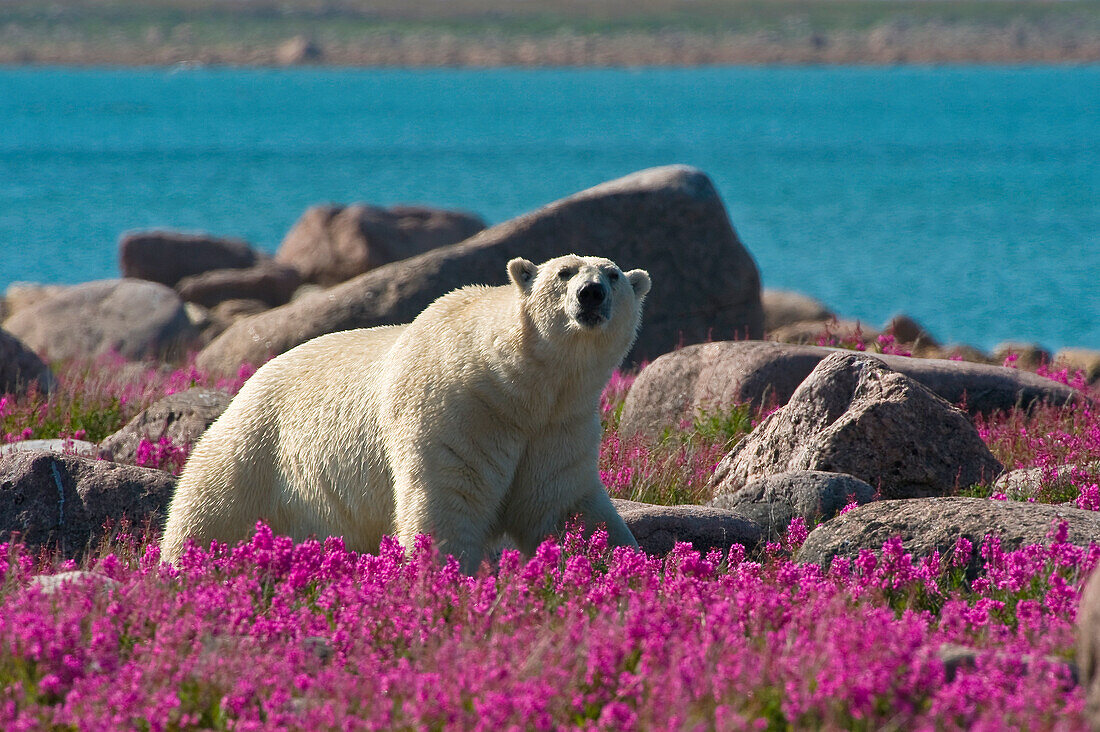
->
4, 27, 1100, 68
5, 0, 1100, 69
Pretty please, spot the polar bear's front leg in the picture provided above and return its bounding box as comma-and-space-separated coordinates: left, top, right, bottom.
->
392, 476, 493, 574
389, 428, 521, 573
569, 487, 639, 551
505, 422, 639, 555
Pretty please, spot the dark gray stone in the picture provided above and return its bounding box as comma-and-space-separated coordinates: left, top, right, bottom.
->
709, 470, 876, 540
612, 500, 763, 556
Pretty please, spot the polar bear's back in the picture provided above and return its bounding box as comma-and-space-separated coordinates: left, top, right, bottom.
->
161, 325, 406, 559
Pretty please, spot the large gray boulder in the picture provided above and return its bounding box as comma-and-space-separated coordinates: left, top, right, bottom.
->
798, 497, 1100, 574
706, 353, 1003, 500
709, 470, 876, 540
275, 204, 487, 287
620, 340, 1082, 441
119, 231, 259, 288
98, 387, 232, 465
3, 279, 199, 363
0, 328, 52, 396
197, 166, 764, 375
0, 450, 176, 557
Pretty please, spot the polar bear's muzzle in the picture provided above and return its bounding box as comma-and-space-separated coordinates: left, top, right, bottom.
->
570, 280, 611, 328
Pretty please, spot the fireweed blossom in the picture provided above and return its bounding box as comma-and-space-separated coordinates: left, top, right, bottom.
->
0, 364, 1098, 728
0, 521, 1092, 731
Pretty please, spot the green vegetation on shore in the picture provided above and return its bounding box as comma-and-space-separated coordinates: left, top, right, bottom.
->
4, 0, 1100, 66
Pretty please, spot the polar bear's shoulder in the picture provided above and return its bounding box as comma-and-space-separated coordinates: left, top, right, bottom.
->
411, 283, 518, 328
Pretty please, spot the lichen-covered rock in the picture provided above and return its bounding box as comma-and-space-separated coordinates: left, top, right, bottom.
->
798, 497, 1100, 576
0, 450, 176, 557
98, 387, 232, 465
706, 353, 1003, 499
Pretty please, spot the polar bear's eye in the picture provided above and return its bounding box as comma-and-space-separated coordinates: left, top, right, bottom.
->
557, 268, 574, 281
607, 270, 619, 283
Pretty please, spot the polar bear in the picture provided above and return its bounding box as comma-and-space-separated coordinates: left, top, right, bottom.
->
160, 254, 651, 571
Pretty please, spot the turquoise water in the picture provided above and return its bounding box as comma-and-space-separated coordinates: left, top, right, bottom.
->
1, 67, 1097, 352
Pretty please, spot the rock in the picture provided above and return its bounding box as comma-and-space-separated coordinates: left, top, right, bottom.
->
708, 470, 876, 540
200, 166, 764, 375
993, 462, 1100, 501
211, 299, 270, 322
0, 450, 176, 557
706, 353, 1003, 499
797, 497, 1100, 574
119, 231, 259, 288
937, 643, 1076, 688
0, 328, 52, 396
1055, 348, 1100, 384
919, 343, 992, 364
769, 319, 879, 347
175, 260, 302, 308
30, 570, 119, 596
992, 341, 1051, 371
275, 204, 486, 287
884, 314, 938, 348
1079, 566, 1100, 725
3, 279, 199, 363
276, 35, 322, 66
98, 387, 231, 465
181, 302, 228, 349
761, 289, 833, 332
613, 501, 763, 556
619, 341, 1082, 441
0, 439, 99, 459
2, 283, 67, 320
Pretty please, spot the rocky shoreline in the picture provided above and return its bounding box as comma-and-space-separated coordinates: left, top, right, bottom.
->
4, 26, 1100, 68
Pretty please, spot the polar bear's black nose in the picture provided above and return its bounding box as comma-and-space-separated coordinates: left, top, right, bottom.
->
578, 282, 606, 308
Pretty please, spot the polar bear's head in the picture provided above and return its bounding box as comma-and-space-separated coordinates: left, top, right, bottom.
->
507, 254, 651, 353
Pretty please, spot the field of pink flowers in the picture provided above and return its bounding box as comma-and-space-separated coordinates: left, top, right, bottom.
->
0, 352, 1098, 728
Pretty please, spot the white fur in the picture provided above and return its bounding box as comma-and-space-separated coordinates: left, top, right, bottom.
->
160, 254, 651, 572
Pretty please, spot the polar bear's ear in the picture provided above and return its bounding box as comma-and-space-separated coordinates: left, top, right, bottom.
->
626, 269, 651, 299
507, 257, 538, 296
